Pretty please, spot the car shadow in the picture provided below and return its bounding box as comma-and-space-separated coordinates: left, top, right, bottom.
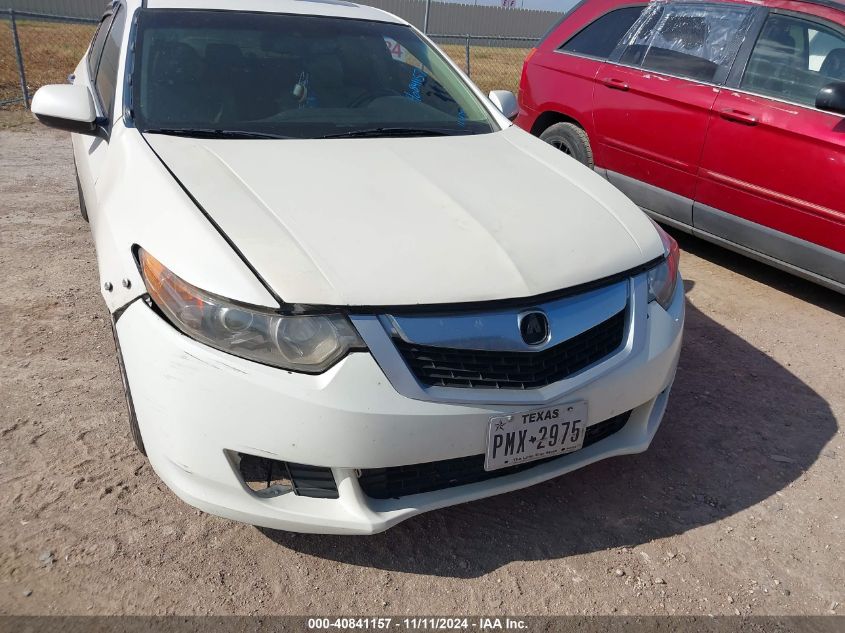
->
259, 285, 837, 578
671, 230, 844, 316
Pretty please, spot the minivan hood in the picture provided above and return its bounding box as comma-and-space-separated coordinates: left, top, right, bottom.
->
146, 126, 664, 306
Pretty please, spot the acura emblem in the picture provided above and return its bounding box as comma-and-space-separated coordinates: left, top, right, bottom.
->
519, 311, 550, 346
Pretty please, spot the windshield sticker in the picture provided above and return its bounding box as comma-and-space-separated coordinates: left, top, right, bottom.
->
404, 67, 427, 102
384, 37, 408, 62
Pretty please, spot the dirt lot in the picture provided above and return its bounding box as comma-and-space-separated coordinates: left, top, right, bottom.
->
0, 121, 843, 617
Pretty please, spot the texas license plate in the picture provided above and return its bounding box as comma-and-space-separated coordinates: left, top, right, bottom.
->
484, 401, 588, 471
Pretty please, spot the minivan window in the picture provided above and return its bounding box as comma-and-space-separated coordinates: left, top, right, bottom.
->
619, 3, 754, 83
132, 10, 496, 139
559, 7, 645, 60
96, 6, 127, 119
741, 14, 845, 107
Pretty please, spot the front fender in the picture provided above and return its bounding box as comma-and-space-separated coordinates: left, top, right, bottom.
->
86, 124, 277, 314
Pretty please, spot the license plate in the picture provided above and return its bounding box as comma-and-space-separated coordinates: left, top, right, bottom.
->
484, 401, 588, 471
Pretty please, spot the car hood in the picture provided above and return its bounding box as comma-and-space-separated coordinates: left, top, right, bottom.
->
145, 126, 664, 306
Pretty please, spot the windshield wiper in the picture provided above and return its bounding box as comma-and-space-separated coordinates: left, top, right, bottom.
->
142, 128, 292, 140
319, 127, 458, 139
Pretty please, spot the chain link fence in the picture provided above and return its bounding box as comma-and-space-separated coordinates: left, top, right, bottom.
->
431, 34, 537, 94
1, 10, 97, 109
1, 2, 554, 111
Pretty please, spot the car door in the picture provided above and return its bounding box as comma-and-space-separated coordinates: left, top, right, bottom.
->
695, 8, 845, 285
72, 10, 113, 210
72, 5, 126, 220
519, 2, 646, 143
592, 1, 759, 226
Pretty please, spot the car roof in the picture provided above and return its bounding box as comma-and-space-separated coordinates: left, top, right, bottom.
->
706, 0, 841, 10
140, 0, 407, 25
581, 0, 845, 12
757, 0, 845, 10
798, 0, 845, 11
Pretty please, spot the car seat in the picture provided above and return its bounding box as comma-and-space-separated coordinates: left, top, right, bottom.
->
641, 15, 718, 81
820, 48, 845, 81
147, 41, 213, 123
204, 43, 248, 122
306, 54, 347, 108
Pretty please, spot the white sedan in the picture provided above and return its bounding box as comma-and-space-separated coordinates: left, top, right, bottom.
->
32, 0, 684, 534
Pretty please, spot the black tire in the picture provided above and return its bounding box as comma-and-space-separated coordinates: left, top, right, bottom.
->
110, 320, 147, 456
75, 169, 89, 223
539, 122, 594, 169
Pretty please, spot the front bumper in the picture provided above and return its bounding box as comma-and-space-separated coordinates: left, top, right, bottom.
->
116, 276, 684, 534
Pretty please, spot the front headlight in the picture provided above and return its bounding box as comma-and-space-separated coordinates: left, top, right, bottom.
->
138, 249, 366, 373
646, 222, 680, 310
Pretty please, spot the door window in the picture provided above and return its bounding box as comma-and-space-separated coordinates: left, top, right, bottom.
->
619, 3, 755, 83
741, 14, 845, 107
87, 12, 114, 79
559, 7, 645, 60
95, 6, 127, 119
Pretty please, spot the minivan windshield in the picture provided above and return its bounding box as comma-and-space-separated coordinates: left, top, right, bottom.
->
132, 10, 497, 139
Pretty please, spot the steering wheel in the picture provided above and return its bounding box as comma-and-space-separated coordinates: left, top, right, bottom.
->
348, 88, 402, 108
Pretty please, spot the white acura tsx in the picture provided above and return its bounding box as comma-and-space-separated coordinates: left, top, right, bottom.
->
32, 0, 684, 534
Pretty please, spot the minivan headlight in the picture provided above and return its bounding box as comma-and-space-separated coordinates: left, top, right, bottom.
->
138, 249, 366, 373
646, 222, 680, 310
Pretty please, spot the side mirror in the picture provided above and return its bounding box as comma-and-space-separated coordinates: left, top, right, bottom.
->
31, 84, 100, 135
816, 81, 845, 116
488, 90, 519, 121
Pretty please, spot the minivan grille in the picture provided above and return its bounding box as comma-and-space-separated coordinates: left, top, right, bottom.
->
358, 411, 631, 500
394, 309, 626, 389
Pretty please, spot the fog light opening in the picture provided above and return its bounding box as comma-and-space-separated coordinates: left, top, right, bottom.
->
237, 452, 293, 499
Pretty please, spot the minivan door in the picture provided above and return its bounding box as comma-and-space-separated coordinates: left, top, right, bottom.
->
695, 9, 845, 285
592, 2, 758, 226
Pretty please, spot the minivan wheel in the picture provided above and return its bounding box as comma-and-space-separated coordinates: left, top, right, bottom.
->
110, 320, 146, 456
539, 122, 594, 169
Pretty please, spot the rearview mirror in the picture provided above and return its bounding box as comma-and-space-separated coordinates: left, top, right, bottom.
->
816, 81, 845, 116
488, 90, 519, 121
31, 84, 99, 135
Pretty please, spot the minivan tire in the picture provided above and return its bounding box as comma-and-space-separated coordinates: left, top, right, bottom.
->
539, 122, 594, 169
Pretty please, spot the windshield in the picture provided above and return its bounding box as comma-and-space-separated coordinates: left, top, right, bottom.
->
132, 10, 497, 138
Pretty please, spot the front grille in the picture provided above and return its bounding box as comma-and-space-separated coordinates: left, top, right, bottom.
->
358, 411, 631, 500
394, 309, 626, 390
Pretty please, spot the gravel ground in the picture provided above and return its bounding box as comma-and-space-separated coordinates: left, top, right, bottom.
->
0, 122, 843, 617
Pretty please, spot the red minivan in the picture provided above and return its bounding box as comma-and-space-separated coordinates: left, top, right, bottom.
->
516, 0, 845, 292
